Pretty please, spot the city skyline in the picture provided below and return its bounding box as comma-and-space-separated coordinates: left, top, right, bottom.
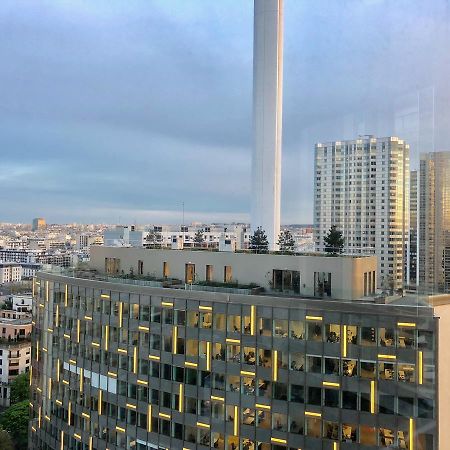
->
1, 0, 449, 224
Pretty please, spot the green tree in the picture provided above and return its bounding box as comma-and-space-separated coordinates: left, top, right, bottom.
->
323, 225, 345, 254
277, 229, 295, 253
0, 400, 29, 449
193, 230, 205, 247
0, 428, 15, 450
249, 227, 269, 254
10, 372, 30, 404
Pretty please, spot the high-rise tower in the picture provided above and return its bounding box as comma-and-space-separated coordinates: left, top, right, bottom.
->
251, 0, 283, 250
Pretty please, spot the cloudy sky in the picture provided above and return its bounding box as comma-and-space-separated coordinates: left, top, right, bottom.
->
1, 0, 449, 224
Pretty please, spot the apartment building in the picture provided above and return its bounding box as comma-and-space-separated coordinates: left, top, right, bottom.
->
29, 246, 445, 449
314, 136, 410, 290
419, 151, 450, 293
0, 262, 22, 284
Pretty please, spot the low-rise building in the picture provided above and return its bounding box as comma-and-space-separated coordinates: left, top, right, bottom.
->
0, 262, 22, 284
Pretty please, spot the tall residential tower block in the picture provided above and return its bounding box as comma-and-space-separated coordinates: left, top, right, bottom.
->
314, 136, 410, 290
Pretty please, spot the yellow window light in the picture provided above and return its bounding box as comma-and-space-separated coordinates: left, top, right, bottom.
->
342, 325, 347, 357
118, 302, 123, 327
199, 305, 212, 311
305, 411, 321, 417
60, 431, 64, 450
126, 403, 136, 410
273, 350, 278, 382
82, 412, 90, 419
211, 395, 224, 402
240, 370, 255, 377
378, 354, 396, 360
56, 359, 60, 382
47, 327, 53, 333
91, 342, 100, 348
107, 371, 117, 377
271, 437, 287, 444
55, 399, 62, 406
45, 414, 50, 422
98, 390, 103, 415
255, 403, 270, 410
398, 322, 416, 328
206, 342, 211, 371
418, 351, 423, 385
179, 384, 183, 412
89, 436, 93, 450
55, 305, 59, 327
306, 315, 322, 321
322, 381, 340, 388
69, 358, 76, 365
68, 402, 72, 425
161, 301, 173, 307
250, 305, 256, 336
46, 281, 49, 302
76, 319, 80, 343
148, 354, 160, 361
173, 326, 178, 354
147, 405, 152, 432
74, 433, 81, 440
104, 325, 109, 351
138, 325, 150, 332
116, 426, 125, 433
64, 333, 70, 339
409, 418, 414, 450
84, 315, 92, 321
62, 379, 69, 386
64, 285, 68, 306
48, 377, 52, 399
79, 368, 84, 393
196, 422, 210, 429
133, 347, 138, 374
137, 379, 148, 386
118, 348, 127, 354
233, 405, 239, 436
159, 412, 171, 419
226, 338, 240, 344
185, 361, 198, 368
370, 381, 376, 414
100, 293, 110, 299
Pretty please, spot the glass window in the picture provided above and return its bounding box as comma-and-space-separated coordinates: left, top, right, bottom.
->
345, 325, 358, 345
175, 309, 186, 326
379, 327, 395, 347
307, 355, 322, 373
241, 376, 255, 395
418, 330, 434, 349
379, 427, 395, 447
290, 320, 304, 339
398, 363, 415, 383
342, 424, 357, 443
274, 319, 288, 337
379, 362, 396, 380
398, 397, 414, 417
361, 326, 376, 346
214, 313, 225, 331
258, 317, 272, 336
227, 344, 240, 363
290, 384, 304, 403
324, 389, 339, 408
228, 315, 241, 333
290, 352, 304, 372
306, 417, 321, 438
360, 425, 376, 446
307, 387, 321, 406
360, 361, 376, 379
325, 323, 340, 343
243, 347, 256, 365
307, 321, 322, 341
418, 398, 434, 419
398, 326, 415, 348
323, 421, 339, 440
200, 312, 212, 329
324, 357, 339, 375
272, 412, 287, 432
342, 359, 357, 377
187, 311, 199, 328
379, 394, 395, 415
342, 391, 357, 410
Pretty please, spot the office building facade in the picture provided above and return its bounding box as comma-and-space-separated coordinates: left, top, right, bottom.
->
408, 171, 418, 288
419, 151, 450, 293
29, 247, 445, 449
314, 136, 410, 290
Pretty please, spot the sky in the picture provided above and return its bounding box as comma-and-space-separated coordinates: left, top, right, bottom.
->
1, 0, 449, 224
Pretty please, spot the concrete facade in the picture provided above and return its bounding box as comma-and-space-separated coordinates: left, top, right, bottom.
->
251, 0, 283, 250
90, 246, 377, 301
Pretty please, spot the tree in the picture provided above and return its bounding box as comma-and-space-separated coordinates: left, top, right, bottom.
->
0, 428, 14, 450
193, 230, 205, 247
277, 229, 295, 253
0, 400, 29, 449
10, 373, 29, 404
323, 225, 344, 254
249, 227, 269, 254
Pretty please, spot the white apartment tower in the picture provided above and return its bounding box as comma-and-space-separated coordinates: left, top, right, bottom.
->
314, 136, 410, 290
419, 151, 450, 293
251, 0, 283, 249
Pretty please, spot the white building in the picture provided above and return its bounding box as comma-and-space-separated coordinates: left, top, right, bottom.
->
251, 0, 283, 250
76, 233, 103, 251
11, 295, 32, 313
21, 263, 41, 279
0, 263, 22, 284
314, 136, 410, 290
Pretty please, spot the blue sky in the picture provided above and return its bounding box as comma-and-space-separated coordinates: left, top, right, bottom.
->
1, 0, 449, 224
